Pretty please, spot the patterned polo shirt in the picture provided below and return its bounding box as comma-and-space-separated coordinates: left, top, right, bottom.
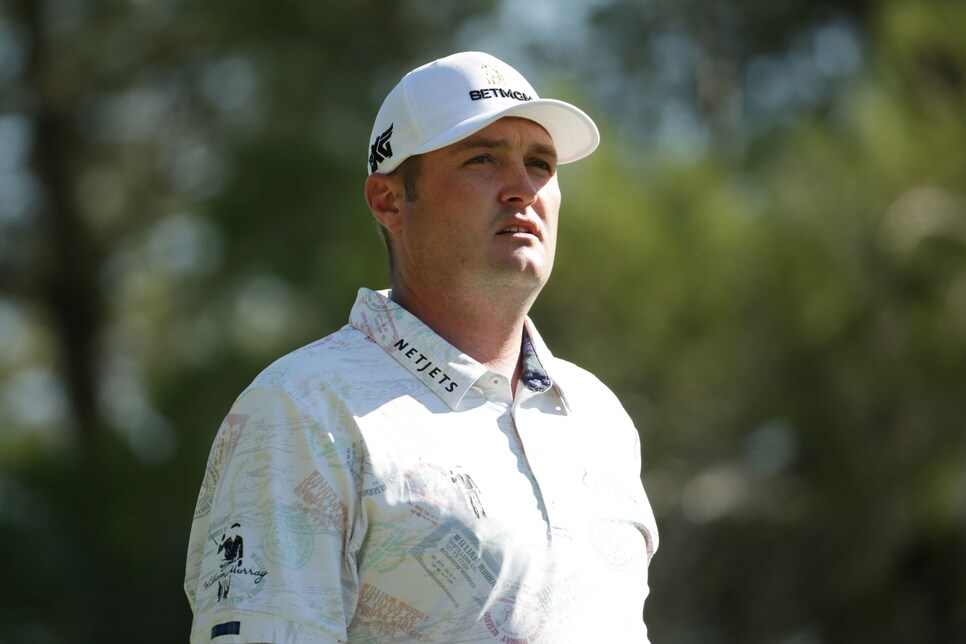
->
185, 288, 658, 643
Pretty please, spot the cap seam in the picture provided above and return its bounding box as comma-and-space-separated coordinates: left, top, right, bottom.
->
400, 72, 425, 149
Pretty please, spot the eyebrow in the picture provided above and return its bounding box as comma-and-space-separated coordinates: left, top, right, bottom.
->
451, 136, 558, 161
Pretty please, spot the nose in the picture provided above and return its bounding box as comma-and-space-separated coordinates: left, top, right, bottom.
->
499, 162, 539, 208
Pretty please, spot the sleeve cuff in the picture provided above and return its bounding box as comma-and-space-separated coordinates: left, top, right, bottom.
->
192, 613, 345, 644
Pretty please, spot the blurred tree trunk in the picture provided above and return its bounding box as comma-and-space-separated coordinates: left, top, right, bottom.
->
21, 0, 103, 444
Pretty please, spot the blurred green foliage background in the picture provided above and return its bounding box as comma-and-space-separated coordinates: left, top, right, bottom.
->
1, 0, 964, 642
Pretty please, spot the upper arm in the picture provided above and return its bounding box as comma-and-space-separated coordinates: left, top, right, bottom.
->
185, 386, 362, 643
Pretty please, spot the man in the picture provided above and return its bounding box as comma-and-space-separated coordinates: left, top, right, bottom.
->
185, 51, 658, 643
216, 523, 244, 601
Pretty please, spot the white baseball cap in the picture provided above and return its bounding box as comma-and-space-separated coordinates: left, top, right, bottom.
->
367, 51, 599, 175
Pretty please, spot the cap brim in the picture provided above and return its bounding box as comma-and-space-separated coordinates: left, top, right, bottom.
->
410, 99, 599, 165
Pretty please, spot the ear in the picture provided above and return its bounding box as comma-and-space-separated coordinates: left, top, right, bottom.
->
365, 172, 406, 235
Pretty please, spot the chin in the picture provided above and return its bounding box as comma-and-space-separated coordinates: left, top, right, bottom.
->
503, 266, 551, 293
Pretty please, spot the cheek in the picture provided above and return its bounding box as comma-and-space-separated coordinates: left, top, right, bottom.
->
539, 178, 561, 220
541, 194, 561, 262
539, 193, 561, 235
405, 200, 469, 264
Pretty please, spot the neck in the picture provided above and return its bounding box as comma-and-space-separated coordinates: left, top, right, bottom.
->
390, 282, 535, 392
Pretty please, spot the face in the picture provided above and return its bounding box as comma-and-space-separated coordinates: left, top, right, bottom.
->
390, 117, 561, 306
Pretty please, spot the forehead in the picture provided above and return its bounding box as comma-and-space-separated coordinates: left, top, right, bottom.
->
444, 117, 556, 154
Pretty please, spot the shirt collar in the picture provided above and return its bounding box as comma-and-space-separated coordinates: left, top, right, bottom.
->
521, 318, 571, 411
520, 321, 552, 392
349, 289, 486, 409
349, 288, 569, 411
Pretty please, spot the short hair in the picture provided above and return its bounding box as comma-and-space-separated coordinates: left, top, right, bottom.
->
395, 155, 422, 203
377, 155, 422, 276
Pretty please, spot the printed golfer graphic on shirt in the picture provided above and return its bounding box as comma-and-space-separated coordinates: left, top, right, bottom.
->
451, 466, 486, 518
216, 523, 243, 601
200, 521, 268, 607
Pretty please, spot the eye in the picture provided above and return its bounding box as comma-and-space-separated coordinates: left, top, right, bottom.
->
528, 158, 555, 174
465, 154, 494, 165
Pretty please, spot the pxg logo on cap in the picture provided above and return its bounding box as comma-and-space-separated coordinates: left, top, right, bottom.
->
369, 124, 394, 173
365, 51, 600, 176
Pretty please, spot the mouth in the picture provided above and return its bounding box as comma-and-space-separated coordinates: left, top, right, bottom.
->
497, 221, 540, 238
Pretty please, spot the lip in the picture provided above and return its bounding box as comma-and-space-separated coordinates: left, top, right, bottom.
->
495, 217, 541, 239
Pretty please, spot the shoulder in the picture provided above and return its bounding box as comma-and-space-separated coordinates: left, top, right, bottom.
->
548, 357, 627, 411
231, 324, 418, 422
203, 327, 380, 494
240, 325, 387, 397
547, 356, 641, 442
248, 324, 373, 384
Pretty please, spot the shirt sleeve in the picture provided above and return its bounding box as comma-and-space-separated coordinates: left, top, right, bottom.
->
184, 386, 364, 644
628, 426, 659, 560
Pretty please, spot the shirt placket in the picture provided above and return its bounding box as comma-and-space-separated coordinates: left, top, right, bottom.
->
474, 373, 559, 541
509, 387, 565, 541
